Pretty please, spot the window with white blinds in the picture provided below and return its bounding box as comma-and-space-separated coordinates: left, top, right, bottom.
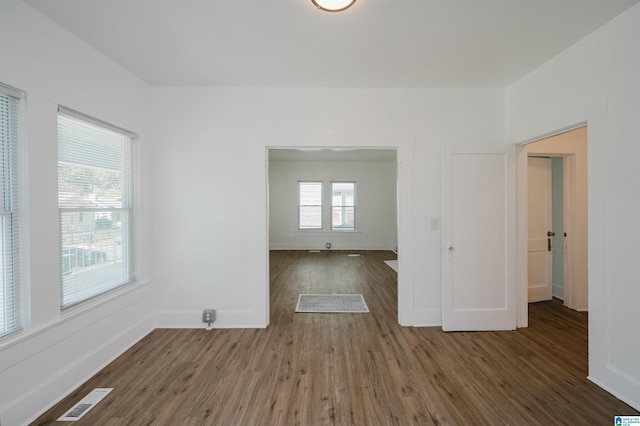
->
58, 107, 136, 309
0, 83, 23, 338
298, 181, 323, 229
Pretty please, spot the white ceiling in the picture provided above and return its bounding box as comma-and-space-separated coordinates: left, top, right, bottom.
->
25, 0, 640, 88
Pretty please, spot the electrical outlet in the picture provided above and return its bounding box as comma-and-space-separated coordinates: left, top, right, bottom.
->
202, 309, 216, 324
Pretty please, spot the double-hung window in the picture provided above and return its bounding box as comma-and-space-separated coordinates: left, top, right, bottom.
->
331, 182, 356, 231
58, 107, 135, 309
298, 181, 323, 230
0, 83, 23, 338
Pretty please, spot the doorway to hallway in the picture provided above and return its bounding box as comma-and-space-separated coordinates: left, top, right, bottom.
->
525, 126, 588, 312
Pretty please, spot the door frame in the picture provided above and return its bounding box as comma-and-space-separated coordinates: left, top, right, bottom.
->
516, 122, 585, 327
526, 154, 577, 306
526, 156, 554, 303
254, 132, 415, 327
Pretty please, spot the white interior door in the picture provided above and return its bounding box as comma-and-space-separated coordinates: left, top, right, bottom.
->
527, 157, 553, 302
441, 144, 516, 331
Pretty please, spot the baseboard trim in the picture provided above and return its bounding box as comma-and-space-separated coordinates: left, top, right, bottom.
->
157, 310, 268, 329
412, 309, 442, 327
6, 315, 154, 426
588, 374, 640, 412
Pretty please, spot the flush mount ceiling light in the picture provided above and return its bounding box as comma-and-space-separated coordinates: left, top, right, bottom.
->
311, 0, 357, 12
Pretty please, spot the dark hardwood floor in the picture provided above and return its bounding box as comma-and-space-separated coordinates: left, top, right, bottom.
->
32, 250, 638, 425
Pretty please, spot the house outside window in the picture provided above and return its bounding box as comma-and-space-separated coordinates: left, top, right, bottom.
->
58, 107, 135, 308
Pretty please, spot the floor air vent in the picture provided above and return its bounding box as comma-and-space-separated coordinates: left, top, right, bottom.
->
57, 388, 113, 422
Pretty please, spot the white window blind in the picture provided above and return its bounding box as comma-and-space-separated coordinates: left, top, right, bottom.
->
298, 181, 323, 229
331, 182, 356, 230
58, 107, 135, 309
0, 83, 22, 338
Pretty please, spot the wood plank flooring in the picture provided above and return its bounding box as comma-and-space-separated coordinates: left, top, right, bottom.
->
32, 250, 638, 425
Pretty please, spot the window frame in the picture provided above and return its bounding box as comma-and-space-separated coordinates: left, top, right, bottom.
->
57, 106, 136, 310
298, 181, 324, 230
331, 181, 356, 231
0, 82, 24, 339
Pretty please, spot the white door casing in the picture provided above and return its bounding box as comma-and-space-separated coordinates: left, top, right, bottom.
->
441, 144, 517, 331
527, 157, 553, 302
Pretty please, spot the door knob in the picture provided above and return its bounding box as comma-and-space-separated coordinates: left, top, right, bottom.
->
547, 231, 555, 237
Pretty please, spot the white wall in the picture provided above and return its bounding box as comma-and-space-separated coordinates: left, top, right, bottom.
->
0, 1, 154, 425
269, 159, 397, 250
3, 0, 637, 420
506, 3, 640, 410
152, 87, 505, 329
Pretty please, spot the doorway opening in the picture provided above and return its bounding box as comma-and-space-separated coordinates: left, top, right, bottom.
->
523, 125, 588, 315
266, 147, 400, 323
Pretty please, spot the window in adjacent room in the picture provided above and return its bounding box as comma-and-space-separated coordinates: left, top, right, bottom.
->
0, 83, 23, 338
298, 181, 323, 230
331, 182, 356, 231
58, 107, 136, 309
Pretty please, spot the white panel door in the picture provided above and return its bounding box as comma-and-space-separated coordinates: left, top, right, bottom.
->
527, 157, 553, 302
441, 145, 516, 331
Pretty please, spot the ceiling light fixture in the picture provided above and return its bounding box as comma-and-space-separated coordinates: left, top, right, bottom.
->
311, 0, 356, 12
